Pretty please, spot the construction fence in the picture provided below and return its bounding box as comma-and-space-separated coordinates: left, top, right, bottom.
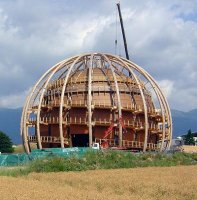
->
0, 147, 90, 167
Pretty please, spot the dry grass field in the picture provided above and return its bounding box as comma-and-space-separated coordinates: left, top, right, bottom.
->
180, 145, 197, 153
0, 165, 196, 200
13, 143, 37, 153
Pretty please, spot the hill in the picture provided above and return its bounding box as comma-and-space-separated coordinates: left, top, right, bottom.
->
171, 109, 197, 138
0, 108, 197, 144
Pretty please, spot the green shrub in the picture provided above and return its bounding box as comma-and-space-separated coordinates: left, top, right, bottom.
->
25, 151, 197, 173
0, 131, 14, 153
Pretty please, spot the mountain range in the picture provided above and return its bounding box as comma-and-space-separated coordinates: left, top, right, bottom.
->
0, 108, 22, 144
0, 108, 197, 144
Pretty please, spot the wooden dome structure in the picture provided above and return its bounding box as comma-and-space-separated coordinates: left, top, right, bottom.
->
21, 53, 172, 153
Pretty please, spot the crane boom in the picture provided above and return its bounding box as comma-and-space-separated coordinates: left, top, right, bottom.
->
116, 2, 130, 60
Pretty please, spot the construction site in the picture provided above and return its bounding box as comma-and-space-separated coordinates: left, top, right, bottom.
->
1, 2, 197, 200
21, 53, 172, 154
20, 3, 172, 154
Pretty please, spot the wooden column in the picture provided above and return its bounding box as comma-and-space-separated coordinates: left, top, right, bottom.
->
88, 54, 93, 147
20, 98, 29, 154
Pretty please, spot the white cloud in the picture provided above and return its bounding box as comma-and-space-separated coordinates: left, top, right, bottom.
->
0, 0, 197, 111
157, 79, 174, 99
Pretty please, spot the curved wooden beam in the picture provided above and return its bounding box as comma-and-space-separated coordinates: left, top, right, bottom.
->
22, 63, 61, 153
119, 56, 172, 150
36, 62, 69, 149
88, 54, 94, 147
101, 54, 123, 147
106, 54, 149, 152
22, 56, 78, 153
59, 55, 84, 148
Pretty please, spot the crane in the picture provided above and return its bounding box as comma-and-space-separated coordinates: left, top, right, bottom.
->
116, 2, 130, 60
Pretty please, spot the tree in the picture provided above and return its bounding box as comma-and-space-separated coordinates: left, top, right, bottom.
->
0, 131, 14, 153
184, 129, 195, 145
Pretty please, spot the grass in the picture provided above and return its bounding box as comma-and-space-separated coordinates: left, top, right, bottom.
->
0, 167, 28, 177
27, 151, 197, 173
0, 166, 197, 200
0, 150, 197, 176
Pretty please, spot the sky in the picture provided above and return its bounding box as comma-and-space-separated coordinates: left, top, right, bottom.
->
0, 0, 197, 111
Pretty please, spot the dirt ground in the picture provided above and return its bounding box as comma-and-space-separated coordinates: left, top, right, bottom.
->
0, 166, 196, 200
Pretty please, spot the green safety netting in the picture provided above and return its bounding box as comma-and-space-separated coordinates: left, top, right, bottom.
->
0, 147, 92, 167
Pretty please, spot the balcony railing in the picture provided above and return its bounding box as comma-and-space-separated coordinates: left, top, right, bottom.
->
122, 140, 144, 148
39, 99, 163, 118
94, 138, 159, 150
28, 135, 68, 144
40, 116, 60, 124
27, 117, 165, 134
148, 108, 162, 117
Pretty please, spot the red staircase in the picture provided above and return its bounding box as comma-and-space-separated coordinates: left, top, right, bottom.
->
103, 116, 127, 139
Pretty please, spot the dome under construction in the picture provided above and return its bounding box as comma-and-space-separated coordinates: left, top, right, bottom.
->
21, 53, 172, 153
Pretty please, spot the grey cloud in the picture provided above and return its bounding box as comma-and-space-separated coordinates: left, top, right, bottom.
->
0, 0, 197, 111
